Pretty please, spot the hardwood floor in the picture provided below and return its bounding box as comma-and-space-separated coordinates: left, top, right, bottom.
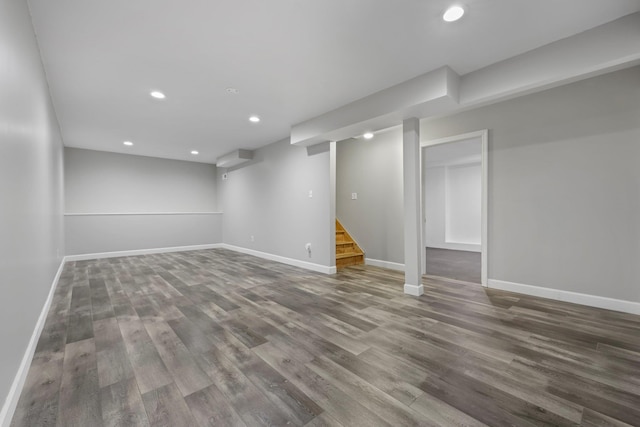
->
11, 248, 640, 426
426, 247, 481, 283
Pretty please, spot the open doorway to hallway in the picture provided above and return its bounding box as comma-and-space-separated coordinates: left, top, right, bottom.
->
421, 131, 488, 285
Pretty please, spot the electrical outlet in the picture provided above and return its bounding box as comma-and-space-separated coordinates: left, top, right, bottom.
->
351, 192, 358, 200
305, 243, 312, 258
250, 235, 255, 242
308, 190, 313, 198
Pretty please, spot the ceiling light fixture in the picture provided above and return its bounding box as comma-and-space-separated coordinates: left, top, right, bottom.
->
249, 115, 261, 123
150, 91, 166, 99
226, 87, 239, 94
123, 141, 133, 146
191, 150, 199, 155
363, 132, 374, 139
443, 5, 465, 22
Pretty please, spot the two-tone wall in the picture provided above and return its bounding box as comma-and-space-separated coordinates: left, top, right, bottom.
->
64, 148, 222, 257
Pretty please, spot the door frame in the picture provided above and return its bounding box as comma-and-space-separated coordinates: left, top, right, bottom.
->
420, 129, 488, 287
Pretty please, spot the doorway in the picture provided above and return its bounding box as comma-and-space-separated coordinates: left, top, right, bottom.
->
421, 130, 488, 286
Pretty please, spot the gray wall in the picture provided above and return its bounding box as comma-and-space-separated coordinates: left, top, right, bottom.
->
0, 0, 65, 412
422, 66, 640, 302
65, 147, 218, 213
65, 148, 221, 255
337, 130, 404, 264
337, 66, 640, 303
219, 139, 332, 268
423, 161, 482, 252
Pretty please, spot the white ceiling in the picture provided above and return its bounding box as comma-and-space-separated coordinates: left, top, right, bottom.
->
28, 0, 640, 164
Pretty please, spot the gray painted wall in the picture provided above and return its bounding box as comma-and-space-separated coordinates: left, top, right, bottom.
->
64, 148, 221, 255
422, 66, 640, 302
337, 129, 404, 264
65, 214, 222, 255
337, 67, 640, 302
339, 66, 640, 303
219, 139, 332, 267
423, 159, 482, 253
0, 0, 65, 412
65, 148, 218, 213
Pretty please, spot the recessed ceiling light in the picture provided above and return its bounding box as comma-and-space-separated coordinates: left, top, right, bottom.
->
191, 150, 199, 155
123, 141, 133, 146
443, 5, 465, 22
249, 115, 261, 123
150, 91, 166, 99
226, 87, 239, 94
363, 132, 374, 140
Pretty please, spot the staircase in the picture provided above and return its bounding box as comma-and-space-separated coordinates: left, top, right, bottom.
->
336, 219, 365, 269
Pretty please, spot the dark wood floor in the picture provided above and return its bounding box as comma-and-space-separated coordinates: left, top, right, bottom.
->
426, 247, 481, 283
11, 249, 640, 426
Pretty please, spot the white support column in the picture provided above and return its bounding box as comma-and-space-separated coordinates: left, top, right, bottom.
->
329, 141, 337, 271
403, 118, 424, 296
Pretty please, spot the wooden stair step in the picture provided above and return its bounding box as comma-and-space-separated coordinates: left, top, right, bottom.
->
336, 252, 363, 260
335, 219, 365, 268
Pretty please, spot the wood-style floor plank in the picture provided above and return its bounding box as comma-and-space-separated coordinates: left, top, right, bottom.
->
117, 316, 173, 394
100, 377, 149, 427
142, 317, 213, 397
184, 383, 247, 427
10, 249, 640, 426
142, 383, 197, 427
93, 317, 135, 388
56, 338, 102, 427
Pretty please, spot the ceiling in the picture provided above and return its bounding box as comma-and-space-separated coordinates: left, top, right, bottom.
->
28, 0, 640, 164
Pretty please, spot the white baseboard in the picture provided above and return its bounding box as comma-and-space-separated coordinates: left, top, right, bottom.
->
64, 243, 224, 261
220, 244, 336, 275
488, 279, 640, 315
427, 243, 481, 253
404, 283, 424, 296
0, 258, 66, 427
65, 242, 336, 273
365, 258, 405, 271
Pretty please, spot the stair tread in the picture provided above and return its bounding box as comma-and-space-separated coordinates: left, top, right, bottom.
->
336, 252, 364, 259
336, 241, 354, 246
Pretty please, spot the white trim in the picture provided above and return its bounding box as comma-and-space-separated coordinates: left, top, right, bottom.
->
65, 242, 337, 273
220, 244, 336, 275
404, 283, 424, 296
65, 243, 224, 261
64, 212, 223, 216
480, 131, 488, 287
488, 279, 640, 315
428, 243, 481, 253
420, 129, 489, 287
365, 258, 405, 272
0, 258, 66, 427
